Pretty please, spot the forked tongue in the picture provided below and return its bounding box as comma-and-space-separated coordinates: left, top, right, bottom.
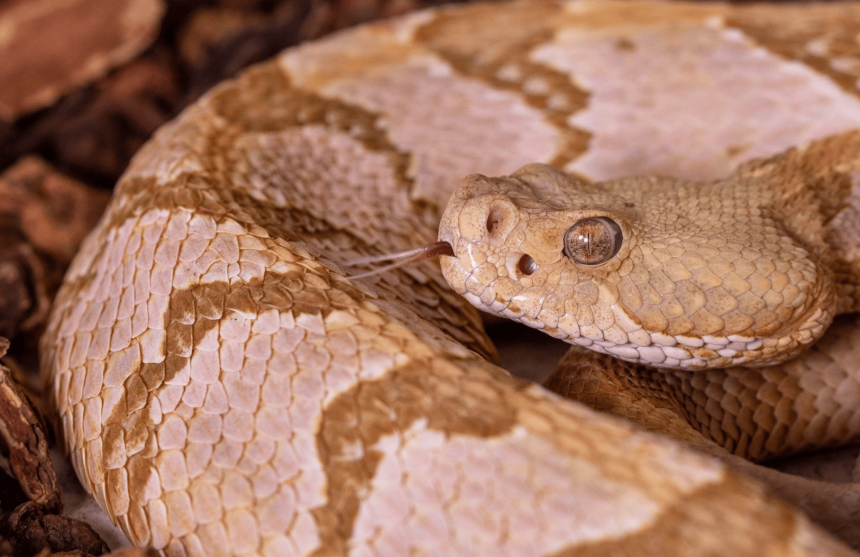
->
343, 241, 454, 280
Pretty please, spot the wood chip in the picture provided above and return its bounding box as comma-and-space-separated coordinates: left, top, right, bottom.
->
0, 158, 108, 340
0, 340, 61, 513
6, 501, 109, 556
37, 547, 158, 557
178, 8, 268, 67
0, 0, 165, 121
0, 157, 110, 263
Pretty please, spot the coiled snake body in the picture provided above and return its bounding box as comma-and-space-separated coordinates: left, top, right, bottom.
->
40, 1, 860, 555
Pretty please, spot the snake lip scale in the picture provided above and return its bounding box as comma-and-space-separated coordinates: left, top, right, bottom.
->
41, 0, 860, 555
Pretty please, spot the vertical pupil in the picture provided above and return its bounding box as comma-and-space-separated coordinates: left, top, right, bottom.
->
563, 217, 623, 265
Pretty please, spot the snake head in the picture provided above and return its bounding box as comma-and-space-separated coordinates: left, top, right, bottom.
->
438, 163, 836, 370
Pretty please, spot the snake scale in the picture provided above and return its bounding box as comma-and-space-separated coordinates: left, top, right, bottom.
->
39, 0, 860, 555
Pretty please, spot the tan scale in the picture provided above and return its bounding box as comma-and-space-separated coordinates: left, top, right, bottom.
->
40, 1, 860, 556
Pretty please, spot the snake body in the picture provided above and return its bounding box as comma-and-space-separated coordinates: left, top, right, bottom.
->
40, 1, 860, 555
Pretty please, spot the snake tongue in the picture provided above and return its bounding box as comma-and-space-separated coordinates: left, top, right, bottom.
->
344, 241, 454, 279
423, 240, 454, 258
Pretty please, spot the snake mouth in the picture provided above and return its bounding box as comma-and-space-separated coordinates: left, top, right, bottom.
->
427, 240, 455, 259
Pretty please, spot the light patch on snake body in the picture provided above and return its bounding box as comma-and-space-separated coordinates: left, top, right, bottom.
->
534, 22, 860, 181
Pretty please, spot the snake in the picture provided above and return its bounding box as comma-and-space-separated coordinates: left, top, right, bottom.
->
38, 0, 860, 555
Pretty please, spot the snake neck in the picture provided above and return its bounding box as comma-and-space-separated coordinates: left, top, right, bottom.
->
822, 175, 860, 314
743, 131, 860, 314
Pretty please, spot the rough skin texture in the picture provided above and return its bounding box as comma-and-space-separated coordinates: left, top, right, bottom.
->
40, 1, 860, 556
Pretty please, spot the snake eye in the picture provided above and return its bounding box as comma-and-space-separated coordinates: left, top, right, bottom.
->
563, 217, 623, 265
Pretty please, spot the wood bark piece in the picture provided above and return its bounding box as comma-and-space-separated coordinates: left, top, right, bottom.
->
178, 8, 267, 67
0, 244, 45, 342
0, 158, 110, 263
0, 0, 165, 121
0, 158, 109, 340
16, 52, 180, 183
6, 502, 108, 557
0, 340, 61, 513
35, 547, 156, 557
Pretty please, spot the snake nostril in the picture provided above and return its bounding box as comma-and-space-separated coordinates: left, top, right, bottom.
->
486, 208, 502, 234
518, 254, 538, 276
